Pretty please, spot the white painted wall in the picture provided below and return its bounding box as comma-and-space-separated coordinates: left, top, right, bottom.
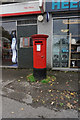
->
37, 13, 53, 68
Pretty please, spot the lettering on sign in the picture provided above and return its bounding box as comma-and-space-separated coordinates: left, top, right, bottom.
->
24, 6, 34, 9
46, 0, 80, 12
52, 0, 80, 10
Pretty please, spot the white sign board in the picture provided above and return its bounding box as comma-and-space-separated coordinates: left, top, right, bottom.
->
0, 1, 41, 16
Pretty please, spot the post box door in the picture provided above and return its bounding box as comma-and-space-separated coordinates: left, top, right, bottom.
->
33, 40, 46, 68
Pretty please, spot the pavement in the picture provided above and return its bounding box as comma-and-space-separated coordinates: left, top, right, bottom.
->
0, 68, 80, 119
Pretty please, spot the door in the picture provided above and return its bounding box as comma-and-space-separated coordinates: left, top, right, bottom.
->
17, 25, 37, 68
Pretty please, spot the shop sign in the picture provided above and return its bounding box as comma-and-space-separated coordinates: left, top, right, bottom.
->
46, 0, 80, 12
0, 1, 41, 17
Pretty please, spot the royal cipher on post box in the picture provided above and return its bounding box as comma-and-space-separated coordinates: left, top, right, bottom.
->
31, 34, 49, 80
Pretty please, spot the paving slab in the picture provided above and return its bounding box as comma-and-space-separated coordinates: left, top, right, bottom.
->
1, 68, 80, 118
2, 97, 78, 118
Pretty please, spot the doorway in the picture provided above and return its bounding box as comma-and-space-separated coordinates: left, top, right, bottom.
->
1, 21, 17, 66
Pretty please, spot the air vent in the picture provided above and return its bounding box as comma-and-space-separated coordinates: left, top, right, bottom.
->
17, 19, 37, 25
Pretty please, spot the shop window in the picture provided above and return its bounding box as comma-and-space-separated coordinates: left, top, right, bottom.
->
1, 21, 16, 64
53, 19, 68, 35
69, 18, 80, 42
20, 37, 33, 48
52, 35, 69, 68
53, 18, 80, 68
53, 19, 69, 68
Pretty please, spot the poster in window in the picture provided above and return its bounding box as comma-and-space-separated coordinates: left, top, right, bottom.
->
20, 37, 30, 48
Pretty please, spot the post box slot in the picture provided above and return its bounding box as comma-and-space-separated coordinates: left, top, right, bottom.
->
35, 41, 42, 43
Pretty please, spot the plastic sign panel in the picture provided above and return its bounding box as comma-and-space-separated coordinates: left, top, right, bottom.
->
0, 1, 41, 17
46, 0, 80, 12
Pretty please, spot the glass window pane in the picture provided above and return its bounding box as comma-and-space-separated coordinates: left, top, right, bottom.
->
53, 35, 69, 67
53, 19, 68, 35
69, 18, 80, 43
53, 19, 69, 68
69, 18, 80, 35
2, 21, 16, 65
20, 37, 33, 48
53, 18, 80, 68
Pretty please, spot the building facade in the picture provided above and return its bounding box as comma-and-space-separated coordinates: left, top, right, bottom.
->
0, 0, 80, 70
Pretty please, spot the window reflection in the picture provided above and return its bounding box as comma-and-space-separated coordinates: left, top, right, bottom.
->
53, 19, 68, 35
69, 19, 79, 34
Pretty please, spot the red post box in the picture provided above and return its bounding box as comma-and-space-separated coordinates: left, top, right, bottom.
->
31, 34, 49, 80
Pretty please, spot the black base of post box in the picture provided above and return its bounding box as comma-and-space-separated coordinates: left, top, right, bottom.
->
33, 68, 46, 80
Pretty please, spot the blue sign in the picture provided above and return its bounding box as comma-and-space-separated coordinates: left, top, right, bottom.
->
46, 0, 80, 12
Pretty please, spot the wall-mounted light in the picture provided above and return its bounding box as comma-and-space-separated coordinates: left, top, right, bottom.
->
38, 15, 44, 22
